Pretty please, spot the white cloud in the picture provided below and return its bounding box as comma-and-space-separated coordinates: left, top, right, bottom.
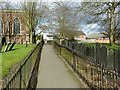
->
80, 23, 101, 36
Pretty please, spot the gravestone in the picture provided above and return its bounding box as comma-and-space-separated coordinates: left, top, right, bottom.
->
76, 43, 79, 50
70, 42, 73, 50
26, 41, 28, 47
68, 42, 70, 47
64, 41, 68, 47
96, 43, 101, 64
8, 42, 16, 51
68, 41, 70, 48
100, 46, 107, 68
79, 43, 82, 53
90, 46, 95, 58
61, 40, 64, 46
90, 46, 95, 63
115, 50, 120, 73
107, 49, 114, 70
4, 43, 11, 52
86, 46, 90, 56
81, 44, 84, 54
71, 42, 75, 50
67, 41, 69, 47
74, 42, 78, 51
75, 43, 79, 54
0, 43, 2, 53
1, 37, 6, 46
81, 44, 86, 55
77, 43, 81, 55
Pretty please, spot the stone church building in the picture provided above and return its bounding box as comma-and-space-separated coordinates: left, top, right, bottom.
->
0, 10, 29, 44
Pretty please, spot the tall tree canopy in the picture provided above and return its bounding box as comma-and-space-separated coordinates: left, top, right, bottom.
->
21, 1, 47, 43
78, 2, 120, 45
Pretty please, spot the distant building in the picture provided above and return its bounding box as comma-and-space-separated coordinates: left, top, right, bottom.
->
95, 37, 109, 43
116, 32, 120, 44
41, 32, 54, 43
74, 31, 86, 41
87, 33, 109, 43
0, 10, 29, 44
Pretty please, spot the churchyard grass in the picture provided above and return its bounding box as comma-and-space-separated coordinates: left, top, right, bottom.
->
77, 41, 120, 50
1, 44, 36, 78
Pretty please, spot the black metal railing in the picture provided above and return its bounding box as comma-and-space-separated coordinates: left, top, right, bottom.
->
2, 42, 43, 89
54, 40, 120, 89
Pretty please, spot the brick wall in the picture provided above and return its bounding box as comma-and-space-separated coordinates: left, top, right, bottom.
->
1, 10, 29, 44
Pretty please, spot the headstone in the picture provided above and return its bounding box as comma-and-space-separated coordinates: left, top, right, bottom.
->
74, 43, 79, 54
90, 46, 95, 58
86, 46, 90, 56
4, 43, 11, 52
60, 39, 65, 46
115, 50, 120, 73
74, 42, 78, 51
100, 46, 107, 68
1, 37, 6, 46
68, 42, 70, 47
79, 43, 82, 53
26, 41, 28, 47
81, 44, 84, 54
96, 43, 101, 64
0, 43, 2, 53
89, 46, 95, 63
107, 49, 114, 70
66, 41, 68, 47
69, 42, 72, 49
81, 44, 86, 55
71, 42, 75, 50
8, 42, 16, 51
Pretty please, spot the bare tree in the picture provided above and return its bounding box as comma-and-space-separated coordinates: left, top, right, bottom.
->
78, 2, 120, 45
51, 2, 80, 40
21, 1, 47, 43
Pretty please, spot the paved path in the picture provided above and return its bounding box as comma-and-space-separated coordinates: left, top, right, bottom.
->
37, 44, 88, 88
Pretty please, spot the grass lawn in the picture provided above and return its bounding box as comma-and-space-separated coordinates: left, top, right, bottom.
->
1, 44, 36, 78
102, 43, 120, 50
77, 41, 120, 50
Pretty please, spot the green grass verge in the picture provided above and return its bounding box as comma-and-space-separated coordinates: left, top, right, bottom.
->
102, 44, 120, 50
77, 41, 120, 50
1, 44, 36, 78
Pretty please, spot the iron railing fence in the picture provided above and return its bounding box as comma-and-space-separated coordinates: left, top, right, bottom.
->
54, 40, 120, 89
2, 42, 43, 90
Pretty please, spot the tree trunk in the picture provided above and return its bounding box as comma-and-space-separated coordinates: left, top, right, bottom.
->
109, 34, 114, 46
29, 31, 33, 44
110, 3, 116, 45
32, 30, 36, 44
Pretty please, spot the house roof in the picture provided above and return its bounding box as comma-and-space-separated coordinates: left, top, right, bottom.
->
87, 33, 107, 39
78, 30, 85, 35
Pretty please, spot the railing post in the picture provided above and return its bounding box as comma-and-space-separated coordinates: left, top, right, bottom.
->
20, 66, 22, 90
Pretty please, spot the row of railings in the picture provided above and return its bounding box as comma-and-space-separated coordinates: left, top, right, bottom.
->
54, 40, 120, 89
2, 41, 43, 90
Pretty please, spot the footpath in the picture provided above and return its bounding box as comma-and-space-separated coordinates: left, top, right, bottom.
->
37, 44, 88, 88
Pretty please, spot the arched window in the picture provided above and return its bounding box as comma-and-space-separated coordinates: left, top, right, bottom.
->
14, 18, 20, 34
